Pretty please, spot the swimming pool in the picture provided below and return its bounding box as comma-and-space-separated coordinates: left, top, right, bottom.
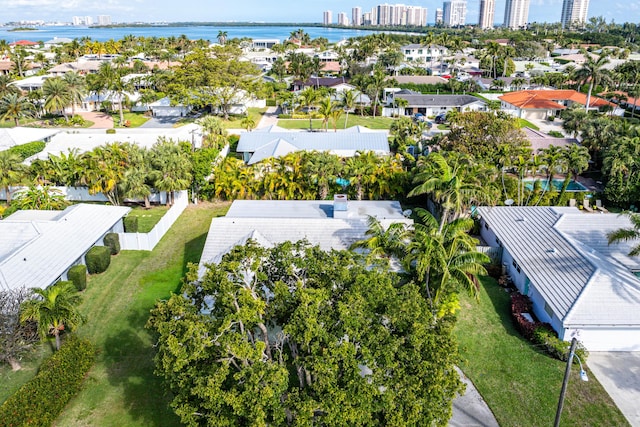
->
523, 178, 588, 192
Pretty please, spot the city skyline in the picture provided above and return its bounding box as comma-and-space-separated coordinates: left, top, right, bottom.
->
0, 0, 630, 25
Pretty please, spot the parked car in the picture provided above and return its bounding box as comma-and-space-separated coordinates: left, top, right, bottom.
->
434, 113, 447, 124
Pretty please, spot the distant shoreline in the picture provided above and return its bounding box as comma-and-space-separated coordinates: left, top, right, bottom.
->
8, 27, 38, 32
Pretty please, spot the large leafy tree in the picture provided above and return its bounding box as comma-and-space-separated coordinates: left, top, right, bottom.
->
20, 281, 85, 351
148, 240, 463, 426
0, 288, 39, 371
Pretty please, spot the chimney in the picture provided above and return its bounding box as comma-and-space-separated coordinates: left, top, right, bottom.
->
333, 194, 348, 218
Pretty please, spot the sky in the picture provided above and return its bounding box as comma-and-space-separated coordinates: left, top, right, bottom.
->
0, 0, 635, 25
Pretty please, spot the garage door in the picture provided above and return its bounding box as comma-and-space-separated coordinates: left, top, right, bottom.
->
577, 328, 640, 352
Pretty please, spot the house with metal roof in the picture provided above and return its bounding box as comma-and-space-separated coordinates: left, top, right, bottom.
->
0, 128, 60, 152
236, 128, 390, 165
477, 206, 640, 351
0, 204, 130, 292
382, 91, 487, 117
198, 197, 412, 275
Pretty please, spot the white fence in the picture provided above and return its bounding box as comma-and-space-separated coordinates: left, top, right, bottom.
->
118, 190, 188, 251
476, 246, 503, 265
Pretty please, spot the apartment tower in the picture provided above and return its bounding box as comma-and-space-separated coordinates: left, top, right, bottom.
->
435, 8, 444, 24
503, 0, 530, 29
561, 0, 590, 28
443, 0, 467, 27
478, 0, 495, 29
352, 7, 363, 26
323, 10, 333, 25
338, 12, 349, 26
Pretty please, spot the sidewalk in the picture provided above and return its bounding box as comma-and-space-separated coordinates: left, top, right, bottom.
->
449, 367, 499, 427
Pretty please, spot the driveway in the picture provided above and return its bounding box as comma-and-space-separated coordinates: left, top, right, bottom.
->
140, 116, 182, 128
78, 111, 114, 129
587, 352, 640, 427
256, 106, 280, 129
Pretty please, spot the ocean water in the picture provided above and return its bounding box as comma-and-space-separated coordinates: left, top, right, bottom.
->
0, 25, 378, 43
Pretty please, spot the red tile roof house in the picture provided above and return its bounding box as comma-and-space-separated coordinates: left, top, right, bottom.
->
499, 89, 614, 121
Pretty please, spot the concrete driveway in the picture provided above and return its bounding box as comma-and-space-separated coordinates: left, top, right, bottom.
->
449, 367, 499, 427
140, 116, 182, 128
587, 352, 640, 427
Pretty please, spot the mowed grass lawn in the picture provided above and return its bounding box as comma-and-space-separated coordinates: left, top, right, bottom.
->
113, 111, 150, 128
54, 202, 230, 427
278, 115, 394, 130
455, 277, 628, 427
222, 107, 267, 131
125, 205, 169, 232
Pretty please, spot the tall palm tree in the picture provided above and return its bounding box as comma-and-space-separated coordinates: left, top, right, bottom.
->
574, 52, 610, 112
217, 31, 228, 46
62, 71, 86, 116
340, 89, 356, 129
318, 97, 334, 132
0, 151, 27, 205
607, 212, 640, 256
350, 216, 409, 266
20, 281, 85, 351
409, 153, 487, 231
43, 77, 71, 122
298, 87, 319, 131
0, 93, 34, 126
151, 139, 192, 206
0, 75, 19, 97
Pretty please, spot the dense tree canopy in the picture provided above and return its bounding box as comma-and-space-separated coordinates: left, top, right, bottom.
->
148, 241, 463, 426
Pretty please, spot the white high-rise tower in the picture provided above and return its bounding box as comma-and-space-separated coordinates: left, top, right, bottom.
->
479, 0, 495, 29
503, 0, 530, 29
561, 0, 590, 28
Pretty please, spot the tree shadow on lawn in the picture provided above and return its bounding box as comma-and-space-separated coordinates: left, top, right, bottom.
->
182, 231, 209, 275
480, 278, 529, 341
102, 316, 180, 427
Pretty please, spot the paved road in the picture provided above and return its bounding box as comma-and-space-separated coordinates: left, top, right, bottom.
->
140, 116, 182, 128
588, 352, 640, 427
450, 367, 499, 427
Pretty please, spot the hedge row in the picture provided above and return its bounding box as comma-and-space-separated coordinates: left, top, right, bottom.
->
86, 246, 111, 274
7, 141, 46, 161
510, 293, 588, 362
0, 336, 95, 427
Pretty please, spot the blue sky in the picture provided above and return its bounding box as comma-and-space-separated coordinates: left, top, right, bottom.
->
0, 0, 634, 24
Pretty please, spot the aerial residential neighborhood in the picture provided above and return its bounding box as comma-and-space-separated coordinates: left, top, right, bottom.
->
0, 1, 639, 426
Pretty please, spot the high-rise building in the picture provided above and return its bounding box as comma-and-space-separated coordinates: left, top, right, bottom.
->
323, 10, 333, 25
97, 15, 111, 26
377, 4, 392, 26
85, 16, 93, 25
443, 1, 467, 27
72, 16, 83, 26
352, 7, 363, 26
561, 0, 589, 28
338, 12, 349, 26
503, 0, 530, 29
363, 12, 373, 25
435, 8, 444, 24
478, 0, 495, 29
406, 6, 428, 26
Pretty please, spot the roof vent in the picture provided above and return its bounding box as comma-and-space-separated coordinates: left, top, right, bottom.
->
546, 248, 557, 254
333, 194, 348, 218
515, 218, 527, 222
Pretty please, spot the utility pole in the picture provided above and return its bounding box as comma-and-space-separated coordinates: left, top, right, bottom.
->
554, 337, 577, 427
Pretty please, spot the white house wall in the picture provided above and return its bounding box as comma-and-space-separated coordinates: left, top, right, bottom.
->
565, 328, 640, 352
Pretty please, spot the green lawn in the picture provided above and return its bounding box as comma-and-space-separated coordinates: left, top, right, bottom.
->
455, 277, 628, 427
278, 114, 395, 130
125, 205, 169, 232
0, 344, 55, 404
517, 118, 540, 131
112, 111, 150, 128
222, 107, 268, 131
51, 202, 230, 427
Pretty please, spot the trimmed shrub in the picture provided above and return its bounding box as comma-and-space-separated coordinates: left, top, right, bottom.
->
86, 246, 111, 274
266, 99, 276, 106
123, 215, 138, 233
0, 336, 95, 427
106, 128, 116, 134
533, 325, 588, 362
103, 233, 121, 255
68, 264, 87, 291
7, 141, 46, 161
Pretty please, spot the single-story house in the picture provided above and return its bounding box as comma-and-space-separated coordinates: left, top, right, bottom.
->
48, 60, 102, 76
523, 127, 577, 152
478, 206, 640, 352
198, 197, 413, 275
0, 127, 60, 152
382, 91, 487, 117
473, 77, 532, 92
236, 127, 390, 165
386, 75, 449, 86
149, 97, 190, 118
499, 89, 617, 120
292, 77, 350, 92
0, 204, 130, 292
10, 74, 50, 91
43, 37, 74, 49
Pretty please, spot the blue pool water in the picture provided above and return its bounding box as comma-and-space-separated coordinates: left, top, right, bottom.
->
523, 178, 588, 192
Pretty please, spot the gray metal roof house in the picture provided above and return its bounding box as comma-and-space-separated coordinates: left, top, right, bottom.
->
0, 204, 130, 292
198, 197, 412, 275
236, 129, 390, 165
477, 206, 640, 351
383, 92, 487, 117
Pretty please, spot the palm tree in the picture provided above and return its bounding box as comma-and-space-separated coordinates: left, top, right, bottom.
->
43, 77, 71, 122
240, 116, 256, 132
20, 281, 85, 351
409, 153, 487, 231
607, 212, 640, 256
0, 93, 34, 126
119, 147, 152, 208
329, 108, 343, 132
298, 87, 320, 131
340, 89, 356, 129
318, 97, 334, 132
0, 75, 19, 97
350, 216, 409, 266
62, 72, 86, 116
574, 52, 610, 112
151, 139, 192, 206
13, 185, 67, 210
0, 151, 27, 205
217, 31, 228, 46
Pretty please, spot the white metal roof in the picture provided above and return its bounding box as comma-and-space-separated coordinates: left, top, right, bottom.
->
0, 204, 130, 292
0, 127, 60, 151
199, 200, 411, 275
478, 206, 640, 327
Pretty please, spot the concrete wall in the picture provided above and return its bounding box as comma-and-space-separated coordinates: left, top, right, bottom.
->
0, 186, 168, 205
118, 190, 188, 251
